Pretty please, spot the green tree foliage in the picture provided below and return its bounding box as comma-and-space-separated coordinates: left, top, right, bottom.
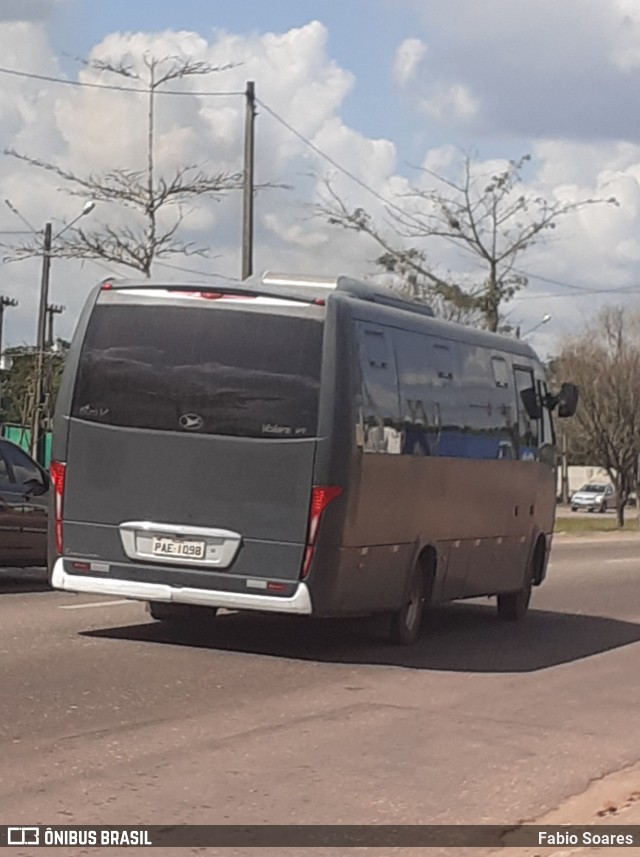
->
1, 344, 68, 431
552, 307, 640, 527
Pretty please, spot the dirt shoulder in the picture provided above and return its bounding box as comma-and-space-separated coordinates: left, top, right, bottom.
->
493, 760, 640, 856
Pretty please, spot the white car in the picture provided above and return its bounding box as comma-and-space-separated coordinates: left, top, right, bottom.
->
570, 482, 616, 513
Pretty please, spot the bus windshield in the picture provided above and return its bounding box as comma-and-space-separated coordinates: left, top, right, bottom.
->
71, 303, 323, 439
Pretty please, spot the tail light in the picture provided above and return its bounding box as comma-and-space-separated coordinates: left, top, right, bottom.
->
301, 485, 343, 579
49, 460, 66, 555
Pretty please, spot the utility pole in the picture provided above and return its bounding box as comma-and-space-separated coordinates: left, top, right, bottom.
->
32, 222, 51, 463
242, 80, 256, 280
0, 295, 18, 425
46, 303, 65, 348
0, 295, 18, 363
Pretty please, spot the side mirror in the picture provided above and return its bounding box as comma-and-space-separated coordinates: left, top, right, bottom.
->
520, 387, 542, 420
558, 382, 579, 418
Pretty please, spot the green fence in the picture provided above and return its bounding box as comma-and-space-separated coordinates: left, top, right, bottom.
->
1, 425, 52, 469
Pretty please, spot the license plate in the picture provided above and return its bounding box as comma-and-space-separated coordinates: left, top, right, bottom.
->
151, 536, 206, 560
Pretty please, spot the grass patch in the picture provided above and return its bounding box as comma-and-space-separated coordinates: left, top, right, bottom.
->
555, 515, 640, 534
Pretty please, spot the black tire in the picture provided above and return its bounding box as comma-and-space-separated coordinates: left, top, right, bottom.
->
389, 565, 427, 645
571, 506, 578, 512
146, 601, 218, 623
497, 560, 533, 621
497, 587, 531, 621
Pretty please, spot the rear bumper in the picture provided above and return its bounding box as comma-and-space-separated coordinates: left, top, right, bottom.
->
50, 558, 313, 615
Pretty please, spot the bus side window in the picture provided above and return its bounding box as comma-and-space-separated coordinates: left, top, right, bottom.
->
538, 380, 555, 446
513, 366, 540, 459
537, 379, 557, 466
491, 357, 510, 388
356, 323, 401, 454
433, 343, 454, 384
393, 330, 433, 456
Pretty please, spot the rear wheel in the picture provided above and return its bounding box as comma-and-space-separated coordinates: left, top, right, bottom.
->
147, 602, 218, 623
390, 563, 428, 645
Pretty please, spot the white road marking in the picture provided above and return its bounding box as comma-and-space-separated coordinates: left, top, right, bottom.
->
604, 558, 639, 564
58, 599, 136, 610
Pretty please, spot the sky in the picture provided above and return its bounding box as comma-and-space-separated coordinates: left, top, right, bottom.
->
2, 0, 640, 355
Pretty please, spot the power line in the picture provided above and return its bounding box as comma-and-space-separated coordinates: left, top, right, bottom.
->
0, 65, 243, 97
4, 70, 635, 304
257, 98, 640, 305
82, 257, 232, 281
154, 260, 237, 280
514, 267, 640, 295
512, 285, 640, 302
256, 97, 418, 224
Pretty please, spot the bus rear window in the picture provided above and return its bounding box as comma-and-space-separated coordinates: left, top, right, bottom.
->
71, 304, 323, 438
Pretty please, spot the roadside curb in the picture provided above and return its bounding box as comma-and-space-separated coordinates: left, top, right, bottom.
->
491, 760, 640, 857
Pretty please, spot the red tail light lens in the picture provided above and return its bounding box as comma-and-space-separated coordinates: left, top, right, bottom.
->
301, 485, 342, 579
50, 460, 66, 555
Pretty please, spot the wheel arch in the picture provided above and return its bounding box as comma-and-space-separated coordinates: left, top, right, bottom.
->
410, 540, 439, 602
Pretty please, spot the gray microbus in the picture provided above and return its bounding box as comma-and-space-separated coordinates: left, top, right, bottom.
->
49, 273, 577, 644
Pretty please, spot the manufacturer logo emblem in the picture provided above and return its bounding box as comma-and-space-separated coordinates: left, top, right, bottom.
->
179, 413, 204, 431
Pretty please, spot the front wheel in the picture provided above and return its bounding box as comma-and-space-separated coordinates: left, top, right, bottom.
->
389, 566, 426, 645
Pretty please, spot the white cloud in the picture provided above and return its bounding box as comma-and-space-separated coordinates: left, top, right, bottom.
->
3, 7, 640, 356
609, 0, 640, 71
0, 21, 365, 345
420, 83, 479, 123
401, 0, 640, 140
393, 38, 427, 86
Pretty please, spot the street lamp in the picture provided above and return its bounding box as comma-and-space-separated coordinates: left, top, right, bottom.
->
31, 200, 96, 461
55, 200, 96, 241
519, 314, 551, 338
46, 303, 65, 348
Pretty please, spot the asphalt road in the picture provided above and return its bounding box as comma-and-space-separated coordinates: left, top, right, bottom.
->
1, 537, 640, 854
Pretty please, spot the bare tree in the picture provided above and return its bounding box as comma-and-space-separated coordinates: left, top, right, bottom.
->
317, 155, 617, 330
3, 55, 246, 276
552, 307, 640, 527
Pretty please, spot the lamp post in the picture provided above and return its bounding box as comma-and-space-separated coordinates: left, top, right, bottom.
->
31, 200, 95, 462
518, 313, 551, 339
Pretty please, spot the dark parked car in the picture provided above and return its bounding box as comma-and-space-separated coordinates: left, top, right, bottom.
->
0, 439, 49, 567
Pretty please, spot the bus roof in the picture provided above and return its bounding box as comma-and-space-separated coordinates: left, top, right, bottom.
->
95, 272, 540, 362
